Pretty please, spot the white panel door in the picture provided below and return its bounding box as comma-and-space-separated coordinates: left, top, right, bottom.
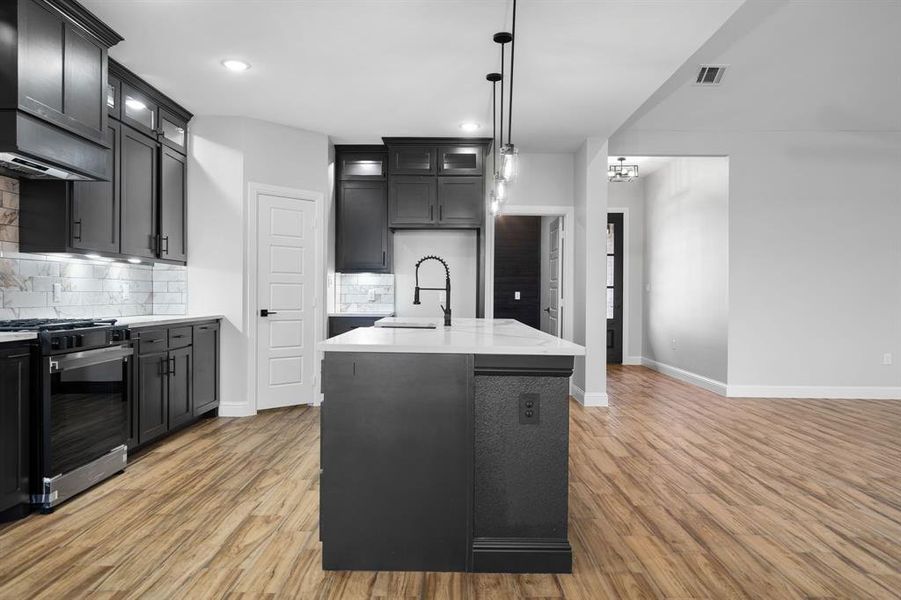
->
542, 217, 563, 337
257, 192, 315, 410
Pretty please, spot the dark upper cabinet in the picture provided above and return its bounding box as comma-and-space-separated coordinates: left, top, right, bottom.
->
193, 322, 220, 416
389, 146, 436, 175
13, 0, 118, 146
107, 73, 121, 119
0, 347, 30, 520
158, 108, 188, 153
337, 181, 389, 272
438, 145, 483, 176
120, 125, 159, 259
138, 351, 168, 445
167, 346, 193, 429
389, 176, 437, 227
160, 146, 187, 262
437, 177, 484, 227
71, 119, 120, 253
120, 83, 159, 139
339, 152, 386, 180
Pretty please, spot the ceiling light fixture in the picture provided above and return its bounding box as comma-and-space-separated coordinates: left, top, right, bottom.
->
459, 122, 481, 132
221, 59, 251, 72
494, 0, 519, 185
486, 72, 503, 213
608, 157, 639, 182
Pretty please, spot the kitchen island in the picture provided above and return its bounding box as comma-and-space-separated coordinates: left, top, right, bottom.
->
318, 318, 585, 573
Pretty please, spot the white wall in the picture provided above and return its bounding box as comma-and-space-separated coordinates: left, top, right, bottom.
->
608, 179, 645, 363
188, 116, 329, 415
642, 158, 729, 383
571, 139, 609, 405
506, 153, 574, 208
393, 230, 477, 319
611, 1, 901, 397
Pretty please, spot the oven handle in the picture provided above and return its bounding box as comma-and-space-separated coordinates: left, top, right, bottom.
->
49, 345, 134, 374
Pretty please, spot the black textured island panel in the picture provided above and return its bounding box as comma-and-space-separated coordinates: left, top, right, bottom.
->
320, 352, 473, 572
471, 354, 573, 573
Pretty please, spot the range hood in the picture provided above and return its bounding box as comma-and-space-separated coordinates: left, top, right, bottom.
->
0, 0, 123, 181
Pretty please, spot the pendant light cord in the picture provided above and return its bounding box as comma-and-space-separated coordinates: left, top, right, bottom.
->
492, 80, 497, 175
508, 0, 516, 145
499, 44, 505, 152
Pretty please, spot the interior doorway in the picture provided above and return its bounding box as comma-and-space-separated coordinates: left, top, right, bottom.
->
606, 212, 624, 363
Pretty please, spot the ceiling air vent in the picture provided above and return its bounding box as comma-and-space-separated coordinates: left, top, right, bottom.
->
695, 64, 727, 85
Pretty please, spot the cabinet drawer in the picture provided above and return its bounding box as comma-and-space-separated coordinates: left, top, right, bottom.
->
136, 329, 167, 353
168, 326, 192, 348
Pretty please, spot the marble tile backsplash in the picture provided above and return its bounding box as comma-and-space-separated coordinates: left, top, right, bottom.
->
0, 175, 187, 319
335, 272, 395, 314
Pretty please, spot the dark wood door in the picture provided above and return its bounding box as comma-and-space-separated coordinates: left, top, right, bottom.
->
607, 213, 624, 364
0, 349, 30, 516
388, 146, 436, 175
138, 352, 168, 445
337, 181, 389, 272
120, 125, 159, 259
192, 323, 220, 416
71, 120, 119, 253
168, 346, 193, 429
437, 177, 483, 227
159, 146, 187, 262
437, 145, 483, 176
389, 176, 437, 227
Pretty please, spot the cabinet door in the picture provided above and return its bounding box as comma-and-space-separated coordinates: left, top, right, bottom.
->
337, 181, 389, 272
193, 323, 220, 416
138, 352, 168, 445
71, 120, 119, 253
168, 346, 193, 429
0, 350, 30, 515
17, 0, 107, 144
120, 125, 159, 259
159, 108, 188, 153
339, 152, 386, 180
437, 177, 483, 227
438, 145, 483, 176
107, 74, 121, 120
389, 176, 437, 227
121, 83, 159, 139
160, 147, 187, 262
388, 146, 436, 175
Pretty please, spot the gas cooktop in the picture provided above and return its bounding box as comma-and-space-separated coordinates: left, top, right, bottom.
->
0, 318, 118, 332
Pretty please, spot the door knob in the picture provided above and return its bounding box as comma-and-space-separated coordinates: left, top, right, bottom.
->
260, 309, 278, 317
543, 307, 551, 313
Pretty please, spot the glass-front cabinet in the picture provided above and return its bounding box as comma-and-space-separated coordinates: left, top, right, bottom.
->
121, 83, 158, 137
159, 108, 188, 153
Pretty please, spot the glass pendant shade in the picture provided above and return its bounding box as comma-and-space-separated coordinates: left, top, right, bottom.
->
495, 176, 507, 201
499, 144, 518, 183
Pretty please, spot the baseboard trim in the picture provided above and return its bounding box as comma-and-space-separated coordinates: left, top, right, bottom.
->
471, 538, 572, 574
218, 403, 257, 417
727, 385, 901, 400
641, 358, 728, 396
622, 356, 643, 365
569, 382, 608, 407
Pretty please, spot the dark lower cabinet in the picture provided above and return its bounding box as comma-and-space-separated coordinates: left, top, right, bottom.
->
0, 346, 31, 521
437, 177, 483, 227
120, 125, 159, 259
337, 181, 389, 272
160, 146, 187, 262
138, 351, 168, 445
328, 315, 384, 338
167, 346, 193, 429
192, 322, 220, 416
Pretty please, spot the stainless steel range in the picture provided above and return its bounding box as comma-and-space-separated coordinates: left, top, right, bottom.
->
0, 319, 133, 511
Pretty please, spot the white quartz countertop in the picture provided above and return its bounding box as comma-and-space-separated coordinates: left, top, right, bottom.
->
0, 332, 38, 343
115, 315, 223, 328
318, 317, 586, 356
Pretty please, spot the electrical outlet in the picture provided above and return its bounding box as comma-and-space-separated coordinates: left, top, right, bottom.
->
52, 283, 62, 304
671, 337, 677, 350
122, 283, 130, 300
519, 393, 540, 425
883, 353, 893, 365
514, 291, 521, 300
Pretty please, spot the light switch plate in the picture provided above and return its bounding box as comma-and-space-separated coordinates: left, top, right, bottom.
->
514, 291, 521, 300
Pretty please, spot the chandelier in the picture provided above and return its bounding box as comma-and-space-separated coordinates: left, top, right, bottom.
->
609, 157, 639, 182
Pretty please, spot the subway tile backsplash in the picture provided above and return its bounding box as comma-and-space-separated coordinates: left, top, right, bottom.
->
0, 175, 187, 319
335, 272, 395, 314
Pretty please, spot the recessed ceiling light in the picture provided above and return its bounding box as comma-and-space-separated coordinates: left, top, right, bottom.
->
125, 98, 146, 111
459, 122, 481, 132
222, 59, 251, 72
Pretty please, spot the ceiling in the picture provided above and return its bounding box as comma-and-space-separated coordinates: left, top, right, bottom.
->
83, 0, 743, 152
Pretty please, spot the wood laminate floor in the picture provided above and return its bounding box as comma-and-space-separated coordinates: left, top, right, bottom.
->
1, 365, 900, 599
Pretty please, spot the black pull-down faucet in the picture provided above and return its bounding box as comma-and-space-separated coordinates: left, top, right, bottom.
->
413, 255, 452, 327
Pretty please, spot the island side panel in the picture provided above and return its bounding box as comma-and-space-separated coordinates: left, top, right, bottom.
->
320, 352, 473, 572
472, 354, 574, 573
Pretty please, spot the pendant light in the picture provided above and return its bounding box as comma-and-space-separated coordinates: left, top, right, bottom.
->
495, 0, 519, 184
486, 72, 503, 213
608, 157, 639, 182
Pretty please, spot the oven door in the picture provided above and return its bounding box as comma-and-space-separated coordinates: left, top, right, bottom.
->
45, 345, 134, 477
